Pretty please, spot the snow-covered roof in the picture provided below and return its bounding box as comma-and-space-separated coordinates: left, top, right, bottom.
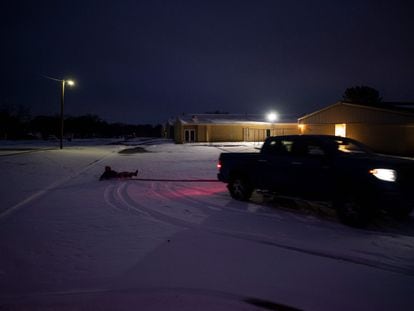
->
177, 113, 298, 125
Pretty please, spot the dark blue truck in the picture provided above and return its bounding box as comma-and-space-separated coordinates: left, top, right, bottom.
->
217, 135, 414, 226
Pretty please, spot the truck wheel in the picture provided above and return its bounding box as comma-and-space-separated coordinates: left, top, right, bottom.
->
334, 194, 373, 227
228, 177, 253, 201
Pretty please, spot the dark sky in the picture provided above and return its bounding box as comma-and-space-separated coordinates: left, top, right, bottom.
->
1, 0, 413, 124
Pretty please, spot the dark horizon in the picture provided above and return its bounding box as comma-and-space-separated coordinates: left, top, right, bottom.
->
1, 0, 413, 124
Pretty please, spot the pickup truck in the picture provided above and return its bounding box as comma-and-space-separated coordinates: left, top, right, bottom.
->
217, 135, 414, 226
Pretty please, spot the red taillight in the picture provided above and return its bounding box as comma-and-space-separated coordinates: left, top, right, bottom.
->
217, 161, 222, 169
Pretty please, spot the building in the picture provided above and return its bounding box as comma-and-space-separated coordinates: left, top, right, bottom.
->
164, 118, 175, 140
173, 114, 299, 144
171, 101, 414, 156
298, 101, 414, 156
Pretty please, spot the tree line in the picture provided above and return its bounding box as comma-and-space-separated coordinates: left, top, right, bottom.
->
1, 85, 387, 140
0, 106, 162, 140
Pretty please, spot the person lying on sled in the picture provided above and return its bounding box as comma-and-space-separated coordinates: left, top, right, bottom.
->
99, 166, 138, 180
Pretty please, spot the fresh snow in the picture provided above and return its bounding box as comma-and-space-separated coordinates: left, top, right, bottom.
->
0, 139, 413, 310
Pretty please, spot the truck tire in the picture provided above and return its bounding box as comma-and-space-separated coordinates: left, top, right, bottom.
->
334, 194, 373, 227
228, 177, 253, 201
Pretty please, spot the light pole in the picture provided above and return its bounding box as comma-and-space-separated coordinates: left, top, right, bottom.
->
266, 111, 278, 137
60, 79, 75, 149
43, 75, 75, 149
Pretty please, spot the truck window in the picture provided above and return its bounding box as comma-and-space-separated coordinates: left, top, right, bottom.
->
265, 140, 291, 155
308, 144, 325, 156
281, 140, 293, 153
291, 141, 325, 157
291, 141, 307, 156
267, 139, 326, 157
335, 140, 367, 154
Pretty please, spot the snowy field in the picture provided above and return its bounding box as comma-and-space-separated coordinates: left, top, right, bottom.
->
0, 138, 413, 311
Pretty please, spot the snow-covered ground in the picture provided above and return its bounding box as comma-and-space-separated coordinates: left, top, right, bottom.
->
0, 138, 413, 310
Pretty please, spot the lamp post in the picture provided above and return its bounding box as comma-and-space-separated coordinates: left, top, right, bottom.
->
266, 111, 278, 137
59, 79, 75, 149
43, 75, 75, 149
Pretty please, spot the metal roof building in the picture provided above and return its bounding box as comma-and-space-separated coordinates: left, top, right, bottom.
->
169, 101, 414, 156
173, 113, 299, 144
299, 101, 414, 156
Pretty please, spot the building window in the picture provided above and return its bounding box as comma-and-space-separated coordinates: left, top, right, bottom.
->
335, 124, 346, 137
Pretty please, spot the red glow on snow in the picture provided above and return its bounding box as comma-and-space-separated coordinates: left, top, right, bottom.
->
150, 183, 226, 199
175, 184, 225, 197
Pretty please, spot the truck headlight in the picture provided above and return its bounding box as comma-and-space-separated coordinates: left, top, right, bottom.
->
369, 169, 397, 182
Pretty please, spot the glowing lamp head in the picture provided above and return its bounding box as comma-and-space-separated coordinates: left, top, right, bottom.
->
66, 80, 75, 86
267, 112, 278, 122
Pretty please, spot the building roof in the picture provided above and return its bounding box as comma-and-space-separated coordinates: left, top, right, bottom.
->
299, 101, 414, 122
383, 101, 414, 112
177, 113, 298, 125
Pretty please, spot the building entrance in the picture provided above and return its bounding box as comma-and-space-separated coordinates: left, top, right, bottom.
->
184, 129, 196, 143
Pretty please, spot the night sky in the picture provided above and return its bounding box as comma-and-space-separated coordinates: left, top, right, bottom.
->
1, 0, 413, 124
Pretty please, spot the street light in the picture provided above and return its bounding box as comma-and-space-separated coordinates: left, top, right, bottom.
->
266, 111, 278, 138
43, 75, 75, 149
59, 79, 75, 149
266, 111, 278, 122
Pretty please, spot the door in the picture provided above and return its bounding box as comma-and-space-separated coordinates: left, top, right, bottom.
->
258, 137, 331, 198
257, 138, 295, 191
184, 129, 196, 143
288, 138, 332, 199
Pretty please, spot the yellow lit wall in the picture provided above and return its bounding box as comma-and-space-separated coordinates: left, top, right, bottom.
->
175, 123, 299, 143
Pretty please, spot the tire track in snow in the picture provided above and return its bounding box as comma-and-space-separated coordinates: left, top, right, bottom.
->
103, 184, 118, 211
119, 181, 414, 276
160, 182, 222, 212
114, 182, 203, 229
103, 182, 181, 227
144, 183, 208, 227
165, 182, 285, 219
147, 180, 259, 217
116, 182, 152, 217
104, 183, 151, 218
103, 183, 138, 215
